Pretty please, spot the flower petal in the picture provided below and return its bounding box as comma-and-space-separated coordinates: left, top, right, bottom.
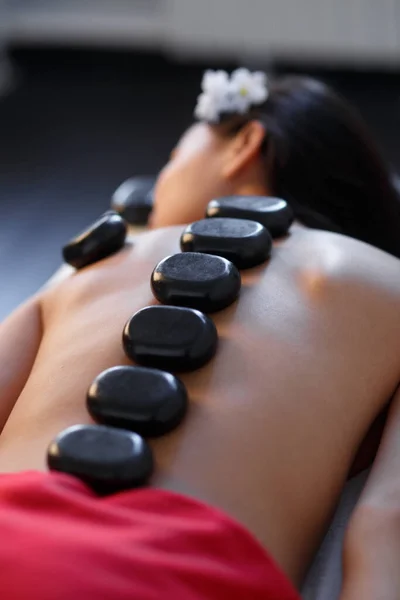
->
231, 68, 252, 87
202, 70, 229, 96
194, 92, 219, 122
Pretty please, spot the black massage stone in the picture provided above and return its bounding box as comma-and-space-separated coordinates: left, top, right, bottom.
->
180, 217, 272, 269
62, 211, 127, 269
87, 365, 188, 437
123, 305, 218, 372
206, 196, 294, 238
47, 424, 153, 494
151, 252, 241, 313
111, 176, 155, 225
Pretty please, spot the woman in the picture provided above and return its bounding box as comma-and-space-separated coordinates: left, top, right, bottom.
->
0, 69, 399, 599
151, 70, 400, 259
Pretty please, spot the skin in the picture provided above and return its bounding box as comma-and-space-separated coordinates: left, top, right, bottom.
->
0, 122, 399, 592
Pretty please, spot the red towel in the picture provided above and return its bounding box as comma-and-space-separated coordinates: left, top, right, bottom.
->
0, 471, 299, 599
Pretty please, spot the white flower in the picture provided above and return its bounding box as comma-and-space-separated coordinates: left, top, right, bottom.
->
230, 68, 269, 105
201, 70, 229, 97
194, 68, 268, 123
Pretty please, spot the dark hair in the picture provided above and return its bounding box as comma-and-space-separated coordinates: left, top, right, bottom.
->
219, 76, 400, 258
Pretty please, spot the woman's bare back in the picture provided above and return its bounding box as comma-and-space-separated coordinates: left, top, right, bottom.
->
0, 224, 399, 585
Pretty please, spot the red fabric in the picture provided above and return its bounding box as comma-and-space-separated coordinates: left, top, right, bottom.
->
0, 471, 300, 599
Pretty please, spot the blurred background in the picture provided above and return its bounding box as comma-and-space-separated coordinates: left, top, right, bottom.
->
1, 0, 400, 319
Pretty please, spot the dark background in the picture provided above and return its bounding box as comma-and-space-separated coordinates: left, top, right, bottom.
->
1, 47, 400, 319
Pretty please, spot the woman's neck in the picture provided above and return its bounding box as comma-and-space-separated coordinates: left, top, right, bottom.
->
233, 182, 271, 197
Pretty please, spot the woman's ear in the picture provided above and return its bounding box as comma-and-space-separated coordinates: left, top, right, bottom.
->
222, 120, 266, 181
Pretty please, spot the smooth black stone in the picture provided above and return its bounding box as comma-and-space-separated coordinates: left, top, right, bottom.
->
123, 305, 218, 372
181, 218, 272, 269
47, 424, 153, 494
151, 252, 241, 313
87, 365, 188, 437
206, 196, 294, 238
111, 176, 155, 225
62, 212, 127, 269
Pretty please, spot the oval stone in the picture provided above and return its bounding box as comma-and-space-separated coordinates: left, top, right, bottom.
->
123, 305, 218, 372
47, 424, 153, 494
151, 252, 241, 313
181, 217, 272, 269
87, 365, 188, 437
206, 195, 293, 238
62, 211, 127, 269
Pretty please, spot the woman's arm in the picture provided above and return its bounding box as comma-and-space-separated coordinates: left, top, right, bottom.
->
340, 385, 400, 599
0, 296, 43, 431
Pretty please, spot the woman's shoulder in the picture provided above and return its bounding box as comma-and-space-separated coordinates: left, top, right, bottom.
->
284, 226, 400, 295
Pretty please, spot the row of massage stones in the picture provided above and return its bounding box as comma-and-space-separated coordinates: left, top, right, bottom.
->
49, 196, 293, 494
